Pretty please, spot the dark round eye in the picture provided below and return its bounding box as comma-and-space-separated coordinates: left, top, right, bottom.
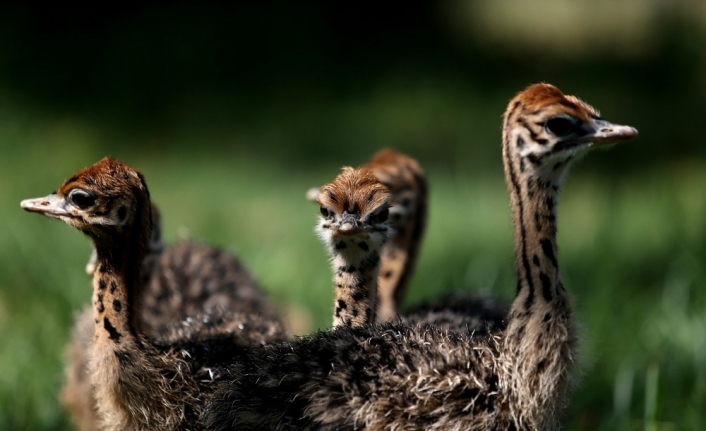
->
320, 207, 332, 219
545, 116, 579, 137
371, 208, 389, 223
68, 189, 96, 209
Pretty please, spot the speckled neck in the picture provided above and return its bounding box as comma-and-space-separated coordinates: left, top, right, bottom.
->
330, 237, 381, 327
499, 126, 577, 427
90, 193, 150, 347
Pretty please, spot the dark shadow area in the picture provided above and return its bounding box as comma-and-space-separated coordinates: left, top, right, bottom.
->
0, 2, 703, 172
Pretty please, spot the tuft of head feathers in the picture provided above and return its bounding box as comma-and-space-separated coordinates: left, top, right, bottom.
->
502, 83, 638, 182
21, 157, 152, 241
317, 167, 390, 221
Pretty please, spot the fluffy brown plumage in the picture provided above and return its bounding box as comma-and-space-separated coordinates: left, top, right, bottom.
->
204, 83, 638, 430
402, 292, 509, 335
311, 149, 508, 334
62, 239, 286, 431
307, 149, 427, 323
22, 158, 288, 431
315, 167, 392, 328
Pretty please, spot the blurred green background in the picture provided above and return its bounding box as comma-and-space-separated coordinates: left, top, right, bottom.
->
0, 2, 704, 430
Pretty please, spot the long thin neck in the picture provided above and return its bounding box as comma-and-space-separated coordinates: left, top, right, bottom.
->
91, 203, 150, 350
505, 155, 563, 315
87, 197, 159, 429
376, 185, 427, 323
92, 251, 141, 348
331, 240, 380, 328
500, 132, 577, 428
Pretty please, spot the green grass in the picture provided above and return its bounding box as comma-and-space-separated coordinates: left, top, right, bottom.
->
1, 113, 705, 431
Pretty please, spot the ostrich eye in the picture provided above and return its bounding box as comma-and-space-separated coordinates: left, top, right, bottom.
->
545, 115, 579, 137
68, 189, 96, 209
371, 208, 389, 224
320, 207, 332, 219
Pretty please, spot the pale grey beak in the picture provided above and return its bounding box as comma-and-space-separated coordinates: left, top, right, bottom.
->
588, 119, 638, 147
20, 194, 72, 219
337, 213, 363, 235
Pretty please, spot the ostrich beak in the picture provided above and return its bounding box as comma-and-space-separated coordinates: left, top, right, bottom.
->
21, 194, 73, 219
